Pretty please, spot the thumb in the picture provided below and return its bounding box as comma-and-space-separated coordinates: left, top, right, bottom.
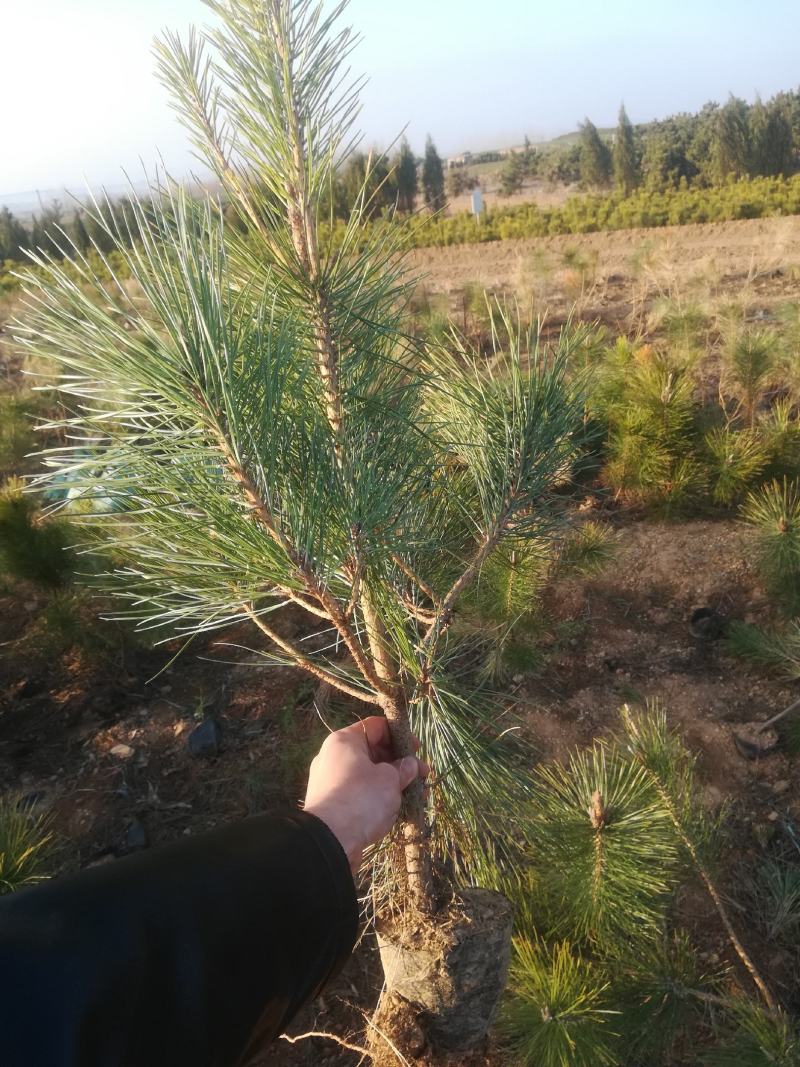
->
393, 755, 419, 791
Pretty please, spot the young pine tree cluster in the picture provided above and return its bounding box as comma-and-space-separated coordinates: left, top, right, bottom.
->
498, 703, 794, 1067
583, 317, 799, 519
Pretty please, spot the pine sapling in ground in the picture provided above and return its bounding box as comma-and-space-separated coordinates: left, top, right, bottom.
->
17, 0, 584, 1053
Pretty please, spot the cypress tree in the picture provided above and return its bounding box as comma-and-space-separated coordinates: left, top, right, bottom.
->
340, 150, 395, 218
70, 209, 91, 254
394, 138, 418, 213
613, 104, 639, 194
750, 97, 795, 177
0, 207, 30, 262
579, 119, 612, 187
422, 135, 446, 212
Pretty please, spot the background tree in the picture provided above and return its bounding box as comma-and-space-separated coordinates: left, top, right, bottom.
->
422, 134, 446, 211
447, 167, 475, 198
499, 143, 539, 197
711, 95, 750, 181
0, 208, 30, 262
613, 103, 639, 194
643, 111, 706, 189
339, 149, 397, 218
29, 201, 65, 260
750, 96, 795, 177
542, 143, 582, 185
394, 138, 418, 213
69, 209, 91, 255
579, 118, 612, 187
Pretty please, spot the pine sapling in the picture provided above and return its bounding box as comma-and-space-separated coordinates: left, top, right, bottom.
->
16, 0, 584, 1048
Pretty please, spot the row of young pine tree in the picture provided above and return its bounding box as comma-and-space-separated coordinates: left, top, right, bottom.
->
4, 88, 800, 265
0, 136, 447, 266
500, 89, 800, 196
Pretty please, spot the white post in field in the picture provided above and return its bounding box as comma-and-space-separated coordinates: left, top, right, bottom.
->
471, 186, 484, 222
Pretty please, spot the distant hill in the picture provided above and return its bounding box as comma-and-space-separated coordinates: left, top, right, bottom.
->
0, 183, 153, 221
536, 127, 615, 149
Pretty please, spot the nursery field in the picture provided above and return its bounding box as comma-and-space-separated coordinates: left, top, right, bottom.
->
411, 214, 800, 322
4, 210, 800, 1064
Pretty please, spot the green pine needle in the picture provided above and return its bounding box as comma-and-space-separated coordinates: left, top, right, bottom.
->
498, 938, 619, 1067
528, 740, 681, 945
613, 931, 713, 1061
724, 620, 800, 678
704, 427, 768, 507
741, 478, 800, 610
0, 797, 53, 895
704, 1001, 800, 1067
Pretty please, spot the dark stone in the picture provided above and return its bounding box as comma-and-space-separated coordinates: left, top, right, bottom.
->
122, 818, 149, 854
689, 607, 726, 641
187, 718, 222, 759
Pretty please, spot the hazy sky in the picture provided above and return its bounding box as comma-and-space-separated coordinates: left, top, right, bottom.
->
3, 0, 800, 198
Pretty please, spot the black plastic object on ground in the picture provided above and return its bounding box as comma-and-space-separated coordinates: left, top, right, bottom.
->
187, 718, 222, 759
689, 607, 726, 641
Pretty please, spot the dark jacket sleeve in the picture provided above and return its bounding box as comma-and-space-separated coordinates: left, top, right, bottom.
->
0, 810, 359, 1067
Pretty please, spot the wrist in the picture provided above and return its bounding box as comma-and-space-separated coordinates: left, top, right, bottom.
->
304, 802, 363, 874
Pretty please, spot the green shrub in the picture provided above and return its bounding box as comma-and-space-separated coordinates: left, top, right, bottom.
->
0, 796, 52, 895
760, 398, 800, 478
746, 859, 800, 945
613, 932, 710, 1063
556, 521, 617, 577
0, 391, 43, 473
650, 297, 709, 353
596, 349, 707, 514
0, 482, 76, 587
704, 1002, 800, 1067
319, 174, 800, 252
725, 620, 800, 678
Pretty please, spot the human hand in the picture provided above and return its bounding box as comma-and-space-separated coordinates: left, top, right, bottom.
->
303, 716, 429, 873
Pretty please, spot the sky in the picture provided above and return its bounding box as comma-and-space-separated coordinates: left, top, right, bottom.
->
3, 0, 800, 202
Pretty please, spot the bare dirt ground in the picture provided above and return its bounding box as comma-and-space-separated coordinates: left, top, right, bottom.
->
411, 214, 800, 331
3, 514, 798, 1062
3, 214, 800, 1062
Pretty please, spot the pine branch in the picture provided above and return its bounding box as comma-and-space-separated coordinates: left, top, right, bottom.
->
422, 516, 507, 664
244, 603, 379, 704
621, 704, 779, 1015
155, 30, 285, 264
212, 419, 386, 691
391, 552, 439, 606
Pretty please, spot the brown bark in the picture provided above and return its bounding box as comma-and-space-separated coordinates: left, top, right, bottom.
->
360, 589, 434, 913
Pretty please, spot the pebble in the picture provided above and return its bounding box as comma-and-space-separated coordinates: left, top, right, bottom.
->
109, 743, 134, 759
123, 818, 149, 853
772, 780, 791, 795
